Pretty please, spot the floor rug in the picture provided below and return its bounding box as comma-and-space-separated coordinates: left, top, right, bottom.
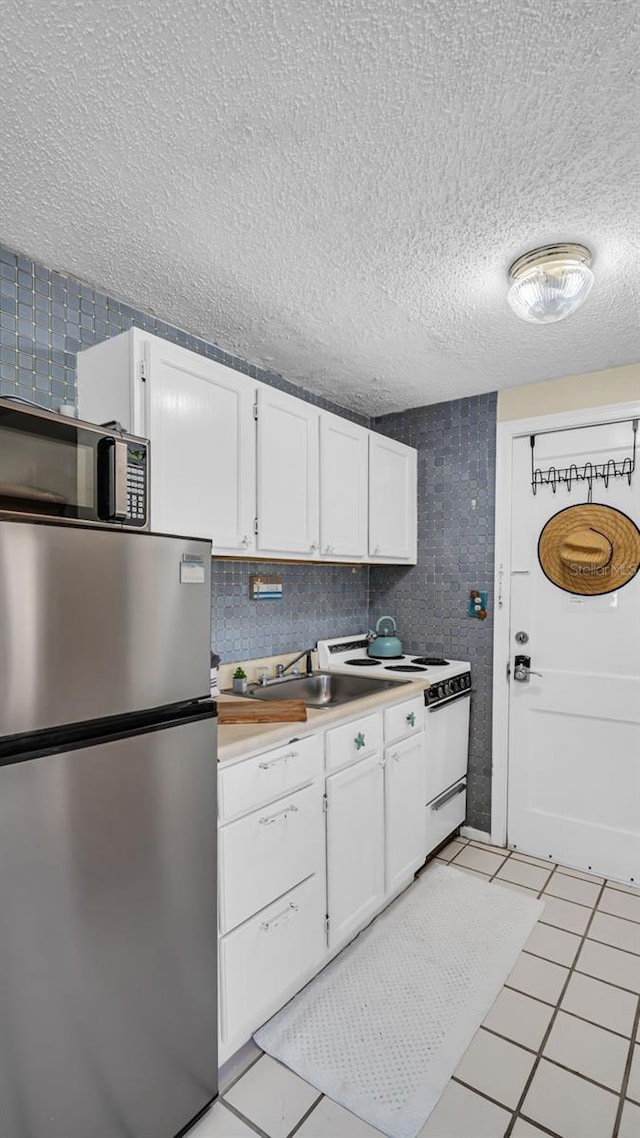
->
255, 864, 544, 1138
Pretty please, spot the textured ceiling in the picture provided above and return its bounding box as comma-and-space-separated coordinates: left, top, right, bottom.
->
1, 1, 639, 414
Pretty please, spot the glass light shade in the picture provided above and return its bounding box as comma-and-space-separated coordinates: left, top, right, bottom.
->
507, 245, 594, 324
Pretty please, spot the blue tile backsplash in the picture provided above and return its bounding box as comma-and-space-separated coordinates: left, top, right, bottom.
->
369, 394, 497, 832
0, 241, 497, 830
211, 562, 369, 661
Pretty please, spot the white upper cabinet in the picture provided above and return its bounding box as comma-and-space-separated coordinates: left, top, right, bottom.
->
369, 433, 417, 563
255, 386, 320, 558
143, 338, 256, 553
79, 331, 418, 564
319, 413, 368, 560
77, 330, 256, 555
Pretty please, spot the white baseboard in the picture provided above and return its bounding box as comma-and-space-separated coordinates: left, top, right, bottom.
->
460, 825, 496, 844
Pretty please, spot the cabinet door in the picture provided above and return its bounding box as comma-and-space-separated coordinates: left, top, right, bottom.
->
144, 338, 256, 553
326, 754, 385, 948
385, 732, 427, 895
369, 433, 417, 562
319, 413, 368, 559
256, 387, 319, 557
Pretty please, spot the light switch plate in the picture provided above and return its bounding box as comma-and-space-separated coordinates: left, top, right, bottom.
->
468, 590, 488, 619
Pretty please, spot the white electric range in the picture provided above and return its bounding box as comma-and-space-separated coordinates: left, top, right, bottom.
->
317, 633, 472, 847
316, 634, 471, 707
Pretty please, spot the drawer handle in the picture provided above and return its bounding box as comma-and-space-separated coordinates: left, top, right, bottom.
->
259, 804, 298, 826
432, 782, 466, 811
406, 712, 416, 727
355, 732, 366, 750
258, 751, 298, 770
261, 901, 299, 932
391, 751, 400, 762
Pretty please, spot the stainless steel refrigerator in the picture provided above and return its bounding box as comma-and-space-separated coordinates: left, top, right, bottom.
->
0, 518, 218, 1138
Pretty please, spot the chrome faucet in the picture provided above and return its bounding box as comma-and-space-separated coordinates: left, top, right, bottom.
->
276, 649, 314, 679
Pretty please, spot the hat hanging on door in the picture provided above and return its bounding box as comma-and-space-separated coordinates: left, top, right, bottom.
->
538, 503, 640, 596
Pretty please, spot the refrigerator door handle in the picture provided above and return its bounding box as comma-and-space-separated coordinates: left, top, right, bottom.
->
97, 437, 128, 521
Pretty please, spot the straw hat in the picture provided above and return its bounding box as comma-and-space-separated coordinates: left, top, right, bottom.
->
538, 503, 640, 595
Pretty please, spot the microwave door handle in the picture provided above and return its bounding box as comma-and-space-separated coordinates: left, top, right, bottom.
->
97, 438, 128, 521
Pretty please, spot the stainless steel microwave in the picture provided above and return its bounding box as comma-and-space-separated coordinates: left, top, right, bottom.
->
0, 397, 149, 530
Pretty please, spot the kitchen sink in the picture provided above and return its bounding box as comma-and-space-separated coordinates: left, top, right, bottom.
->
239, 671, 408, 708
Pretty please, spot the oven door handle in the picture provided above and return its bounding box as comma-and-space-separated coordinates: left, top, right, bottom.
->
97, 437, 128, 521
432, 781, 466, 811
427, 689, 474, 712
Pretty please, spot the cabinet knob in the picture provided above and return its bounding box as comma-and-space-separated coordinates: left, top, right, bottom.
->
310, 541, 319, 553
374, 545, 381, 555
241, 534, 250, 547
325, 544, 334, 554
354, 732, 366, 750
406, 712, 416, 727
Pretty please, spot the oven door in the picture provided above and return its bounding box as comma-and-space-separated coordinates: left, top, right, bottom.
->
0, 401, 146, 528
425, 690, 471, 805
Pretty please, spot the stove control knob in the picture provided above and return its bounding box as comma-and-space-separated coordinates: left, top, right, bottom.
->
437, 684, 444, 699
444, 681, 452, 696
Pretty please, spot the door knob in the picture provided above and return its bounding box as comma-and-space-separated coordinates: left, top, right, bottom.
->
513, 655, 542, 683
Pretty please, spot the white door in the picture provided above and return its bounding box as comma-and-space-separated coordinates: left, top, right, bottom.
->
319, 412, 368, 559
385, 732, 427, 894
325, 754, 385, 948
256, 387, 320, 558
369, 433, 417, 562
143, 338, 256, 553
507, 421, 640, 881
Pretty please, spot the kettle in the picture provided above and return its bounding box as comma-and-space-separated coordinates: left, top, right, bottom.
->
367, 616, 403, 658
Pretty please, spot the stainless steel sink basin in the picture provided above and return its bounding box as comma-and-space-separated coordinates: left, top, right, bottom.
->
239, 671, 408, 709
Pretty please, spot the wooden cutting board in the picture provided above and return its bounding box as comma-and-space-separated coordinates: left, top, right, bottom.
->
218, 699, 307, 725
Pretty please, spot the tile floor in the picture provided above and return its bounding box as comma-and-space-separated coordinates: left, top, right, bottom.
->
190, 836, 640, 1138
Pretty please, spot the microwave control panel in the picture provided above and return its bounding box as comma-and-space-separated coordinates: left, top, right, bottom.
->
125, 446, 148, 527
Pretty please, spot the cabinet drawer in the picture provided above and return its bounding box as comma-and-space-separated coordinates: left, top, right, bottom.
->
325, 712, 383, 773
384, 695, 425, 745
219, 875, 325, 1045
425, 779, 467, 856
218, 734, 322, 821
219, 783, 324, 934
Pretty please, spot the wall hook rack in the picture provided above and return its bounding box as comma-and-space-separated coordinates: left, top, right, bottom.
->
530, 418, 637, 498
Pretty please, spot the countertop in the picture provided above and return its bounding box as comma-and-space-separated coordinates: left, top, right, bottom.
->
217, 678, 430, 764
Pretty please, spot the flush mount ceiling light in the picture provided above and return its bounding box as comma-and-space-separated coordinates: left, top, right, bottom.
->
507, 243, 594, 324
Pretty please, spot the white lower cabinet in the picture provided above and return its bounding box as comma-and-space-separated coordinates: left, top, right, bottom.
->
218, 874, 325, 1048
218, 735, 322, 822
425, 779, 467, 856
218, 782, 324, 934
217, 689, 468, 1061
384, 732, 427, 895
325, 753, 386, 949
